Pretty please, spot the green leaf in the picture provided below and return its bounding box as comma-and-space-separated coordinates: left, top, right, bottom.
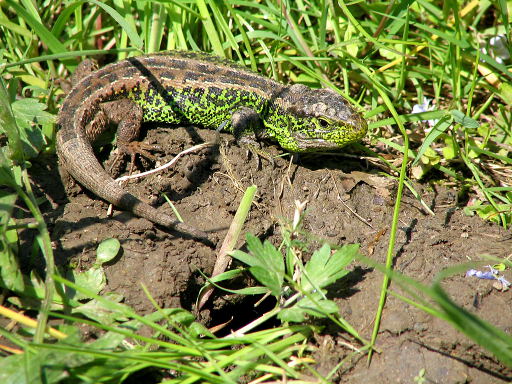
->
230, 250, 258, 267
70, 266, 106, 300
492, 263, 506, 271
0, 347, 69, 384
11, 98, 55, 126
0, 79, 23, 160
188, 321, 215, 338
450, 110, 479, 129
302, 243, 331, 292
262, 238, 285, 276
231, 234, 285, 296
277, 295, 339, 323
412, 116, 452, 166
27, 270, 47, 300
0, 189, 17, 226
463, 201, 511, 224
249, 266, 282, 297
442, 135, 458, 160
0, 211, 24, 292
96, 238, 121, 265
278, 307, 306, 322
9, 98, 56, 159
277, 242, 358, 323
302, 244, 358, 292
497, 82, 512, 106
297, 295, 339, 317
73, 293, 129, 324
0, 151, 18, 189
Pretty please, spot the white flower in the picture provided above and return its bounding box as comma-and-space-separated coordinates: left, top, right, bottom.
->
489, 35, 510, 64
481, 34, 510, 64
412, 97, 438, 127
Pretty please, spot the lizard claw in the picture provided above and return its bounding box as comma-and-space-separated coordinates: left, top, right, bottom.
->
123, 140, 159, 162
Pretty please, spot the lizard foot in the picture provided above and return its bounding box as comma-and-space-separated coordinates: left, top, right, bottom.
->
109, 141, 161, 175
239, 138, 275, 170
230, 106, 275, 168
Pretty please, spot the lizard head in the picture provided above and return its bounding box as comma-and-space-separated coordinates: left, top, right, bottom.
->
274, 84, 367, 152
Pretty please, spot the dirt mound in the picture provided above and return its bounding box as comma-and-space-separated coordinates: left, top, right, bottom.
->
40, 125, 512, 383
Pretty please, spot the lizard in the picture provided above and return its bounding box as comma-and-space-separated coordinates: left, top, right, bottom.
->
57, 51, 367, 241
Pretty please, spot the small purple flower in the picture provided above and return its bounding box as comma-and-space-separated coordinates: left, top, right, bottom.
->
466, 265, 510, 289
465, 269, 495, 280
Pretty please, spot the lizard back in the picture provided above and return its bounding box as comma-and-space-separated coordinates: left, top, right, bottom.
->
58, 51, 284, 140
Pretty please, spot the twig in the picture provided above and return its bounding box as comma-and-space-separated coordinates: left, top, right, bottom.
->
115, 142, 214, 183
329, 171, 374, 229
196, 185, 258, 311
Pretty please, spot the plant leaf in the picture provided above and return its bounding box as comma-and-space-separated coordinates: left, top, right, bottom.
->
450, 110, 479, 129
96, 238, 121, 265
302, 244, 358, 291
249, 266, 282, 297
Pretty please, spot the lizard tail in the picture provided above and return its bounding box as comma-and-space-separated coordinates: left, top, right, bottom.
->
56, 133, 211, 242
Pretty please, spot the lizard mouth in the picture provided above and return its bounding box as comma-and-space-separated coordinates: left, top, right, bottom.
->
292, 118, 368, 151
293, 136, 345, 151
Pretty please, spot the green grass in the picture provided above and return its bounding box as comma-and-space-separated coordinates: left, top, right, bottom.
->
1, 0, 511, 382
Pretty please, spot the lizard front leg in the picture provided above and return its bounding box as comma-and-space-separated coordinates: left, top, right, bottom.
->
97, 99, 159, 174
230, 106, 275, 166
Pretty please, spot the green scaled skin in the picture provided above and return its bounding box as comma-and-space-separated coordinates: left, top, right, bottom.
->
126, 80, 367, 152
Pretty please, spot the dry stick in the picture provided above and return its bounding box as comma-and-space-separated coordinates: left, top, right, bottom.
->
197, 185, 258, 311
329, 171, 374, 229
115, 142, 214, 183
0, 305, 67, 340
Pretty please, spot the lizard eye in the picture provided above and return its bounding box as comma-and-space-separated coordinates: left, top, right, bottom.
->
318, 118, 329, 128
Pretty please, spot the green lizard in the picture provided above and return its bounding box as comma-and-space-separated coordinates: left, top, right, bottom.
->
57, 51, 367, 240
